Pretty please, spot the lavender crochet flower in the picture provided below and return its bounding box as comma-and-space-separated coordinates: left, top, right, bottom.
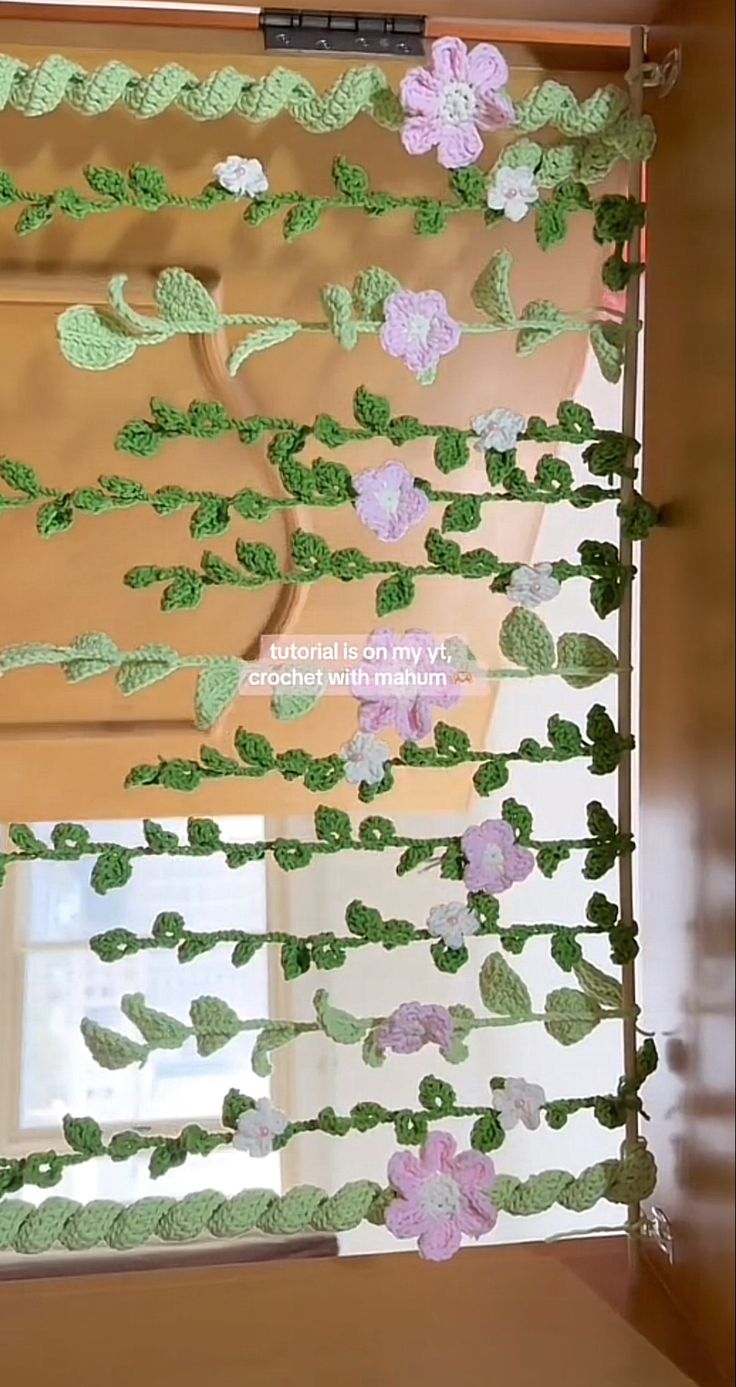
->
352, 629, 460, 743
375, 1002, 455, 1057
353, 461, 430, 542
400, 37, 514, 170
380, 290, 461, 382
386, 1131, 497, 1261
461, 819, 535, 893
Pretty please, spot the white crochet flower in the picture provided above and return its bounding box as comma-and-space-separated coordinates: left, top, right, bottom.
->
426, 901, 480, 951
492, 1077, 546, 1131
232, 1097, 288, 1157
341, 732, 392, 786
506, 562, 561, 609
486, 165, 540, 222
213, 156, 269, 198
471, 407, 527, 455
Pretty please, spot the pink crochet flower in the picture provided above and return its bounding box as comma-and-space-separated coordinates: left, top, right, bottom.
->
375, 1002, 455, 1057
386, 1131, 497, 1261
353, 462, 430, 542
352, 629, 461, 743
461, 819, 535, 893
400, 38, 514, 170
380, 290, 461, 381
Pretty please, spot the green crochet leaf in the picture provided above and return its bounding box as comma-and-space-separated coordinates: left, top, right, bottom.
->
516, 300, 567, 357
80, 1017, 148, 1070
154, 267, 220, 331
500, 607, 556, 674
479, 952, 533, 1019
471, 250, 515, 326
116, 644, 177, 695
313, 990, 369, 1045
375, 571, 415, 616
361, 1027, 386, 1068
573, 959, 623, 1010
121, 993, 190, 1049
190, 996, 242, 1056
251, 1023, 299, 1077
271, 686, 324, 722
194, 659, 242, 731
62, 1114, 106, 1156
57, 306, 139, 371
228, 321, 299, 376
322, 285, 358, 349
590, 322, 626, 383
62, 632, 121, 683
556, 632, 618, 689
351, 266, 401, 321
283, 198, 322, 240
544, 988, 602, 1045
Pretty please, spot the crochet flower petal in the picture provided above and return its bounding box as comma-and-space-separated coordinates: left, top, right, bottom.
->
385, 1197, 431, 1240
418, 1218, 463, 1262
475, 91, 516, 132
430, 36, 470, 84
456, 1191, 497, 1239
401, 114, 442, 157
437, 121, 484, 170
467, 42, 509, 94
387, 1148, 426, 1198
452, 1149, 496, 1193
399, 67, 442, 118
420, 1130, 458, 1175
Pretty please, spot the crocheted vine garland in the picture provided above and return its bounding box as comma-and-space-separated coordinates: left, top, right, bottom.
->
106, 387, 655, 535
0, 150, 646, 279
80, 964, 642, 1079
123, 532, 631, 620
0, 611, 622, 732
0, 1136, 657, 1257
125, 706, 631, 800
56, 259, 634, 382
2, 1040, 656, 1204
1, 800, 633, 896
0, 46, 649, 150
88, 889, 639, 978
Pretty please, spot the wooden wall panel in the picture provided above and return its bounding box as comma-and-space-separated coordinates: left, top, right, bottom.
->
640, 0, 735, 1382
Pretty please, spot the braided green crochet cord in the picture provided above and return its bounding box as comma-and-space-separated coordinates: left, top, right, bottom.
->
0, 53, 646, 143
0, 1143, 657, 1254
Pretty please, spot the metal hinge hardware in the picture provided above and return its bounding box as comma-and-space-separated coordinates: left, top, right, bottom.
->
261, 10, 425, 56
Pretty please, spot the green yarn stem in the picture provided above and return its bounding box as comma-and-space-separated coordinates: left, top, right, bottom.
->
1, 1054, 653, 1201
0, 458, 625, 537
0, 800, 634, 896
125, 706, 632, 800
55, 260, 634, 381
111, 387, 654, 535
123, 528, 632, 621
0, 1142, 658, 1254
0, 149, 647, 263
88, 888, 639, 978
79, 985, 635, 1077
0, 54, 649, 147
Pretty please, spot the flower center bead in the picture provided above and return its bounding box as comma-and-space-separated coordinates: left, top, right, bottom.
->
439, 82, 477, 126
422, 1174, 462, 1218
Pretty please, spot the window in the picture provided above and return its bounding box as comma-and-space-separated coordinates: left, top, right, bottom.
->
0, 816, 282, 1207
